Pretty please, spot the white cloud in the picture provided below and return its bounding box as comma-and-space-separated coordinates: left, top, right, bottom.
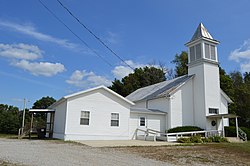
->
104, 31, 120, 44
66, 70, 111, 88
241, 63, 250, 73
0, 21, 79, 50
229, 39, 250, 72
0, 43, 42, 60
12, 60, 65, 77
112, 60, 146, 80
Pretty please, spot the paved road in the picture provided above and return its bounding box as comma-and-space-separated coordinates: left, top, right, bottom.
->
0, 138, 171, 166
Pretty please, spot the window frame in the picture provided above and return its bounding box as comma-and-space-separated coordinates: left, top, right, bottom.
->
204, 43, 216, 61
209, 108, 218, 114
111, 113, 119, 127
139, 117, 146, 127
80, 111, 90, 125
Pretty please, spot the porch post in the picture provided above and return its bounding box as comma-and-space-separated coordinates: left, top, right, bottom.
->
221, 116, 225, 137
236, 117, 239, 139
29, 113, 34, 139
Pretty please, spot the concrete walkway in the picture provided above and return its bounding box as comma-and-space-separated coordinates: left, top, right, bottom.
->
76, 140, 179, 147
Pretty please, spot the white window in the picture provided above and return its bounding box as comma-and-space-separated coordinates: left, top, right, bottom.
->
205, 43, 210, 59
140, 117, 146, 126
190, 46, 195, 62
111, 113, 119, 127
204, 43, 216, 61
80, 111, 90, 125
195, 43, 201, 59
209, 108, 218, 114
210, 45, 216, 60
190, 44, 201, 62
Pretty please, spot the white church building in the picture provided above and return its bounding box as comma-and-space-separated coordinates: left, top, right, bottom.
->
30, 23, 237, 141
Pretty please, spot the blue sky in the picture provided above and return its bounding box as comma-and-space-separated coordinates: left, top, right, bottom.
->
1, 0, 250, 108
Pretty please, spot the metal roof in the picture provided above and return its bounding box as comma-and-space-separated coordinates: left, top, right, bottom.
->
207, 113, 238, 118
126, 75, 194, 102
190, 23, 213, 42
130, 107, 167, 115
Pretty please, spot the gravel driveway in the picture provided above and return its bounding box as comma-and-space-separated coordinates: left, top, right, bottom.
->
0, 138, 170, 166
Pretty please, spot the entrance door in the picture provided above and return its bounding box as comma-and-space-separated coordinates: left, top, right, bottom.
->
210, 119, 217, 130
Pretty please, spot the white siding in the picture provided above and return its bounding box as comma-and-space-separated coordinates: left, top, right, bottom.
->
204, 63, 221, 115
220, 94, 229, 127
129, 112, 166, 139
220, 93, 228, 114
170, 79, 194, 128
188, 64, 207, 129
147, 97, 169, 129
52, 101, 67, 139
133, 101, 146, 108
64, 89, 131, 140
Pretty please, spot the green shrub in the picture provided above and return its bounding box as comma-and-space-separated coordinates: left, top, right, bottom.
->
177, 137, 191, 143
190, 135, 203, 143
178, 135, 228, 143
211, 135, 222, 142
220, 137, 229, 143
167, 126, 204, 133
225, 126, 250, 140
225, 126, 237, 137
201, 137, 213, 143
209, 136, 229, 143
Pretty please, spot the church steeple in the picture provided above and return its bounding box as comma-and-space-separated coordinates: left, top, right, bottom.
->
190, 23, 213, 42
185, 23, 220, 65
185, 23, 222, 130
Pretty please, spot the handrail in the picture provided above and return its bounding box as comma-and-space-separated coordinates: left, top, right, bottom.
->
135, 128, 223, 142
238, 128, 247, 141
18, 127, 31, 139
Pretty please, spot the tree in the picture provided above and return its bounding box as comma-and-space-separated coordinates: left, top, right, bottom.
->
229, 71, 250, 128
0, 104, 20, 134
32, 96, 56, 109
109, 66, 166, 97
32, 96, 56, 128
171, 51, 188, 77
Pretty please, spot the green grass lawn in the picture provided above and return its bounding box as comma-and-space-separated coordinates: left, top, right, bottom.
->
213, 141, 250, 153
0, 133, 17, 139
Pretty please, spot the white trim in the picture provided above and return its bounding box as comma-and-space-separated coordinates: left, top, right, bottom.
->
220, 89, 233, 103
130, 111, 166, 115
49, 86, 134, 109
64, 85, 134, 105
29, 109, 55, 112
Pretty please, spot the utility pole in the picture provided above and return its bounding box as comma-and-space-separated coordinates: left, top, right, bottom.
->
21, 98, 26, 134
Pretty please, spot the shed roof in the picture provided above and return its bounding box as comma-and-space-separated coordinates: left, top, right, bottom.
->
130, 107, 167, 115
126, 75, 194, 102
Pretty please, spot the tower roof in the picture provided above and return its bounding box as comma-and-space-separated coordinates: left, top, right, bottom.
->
190, 23, 213, 42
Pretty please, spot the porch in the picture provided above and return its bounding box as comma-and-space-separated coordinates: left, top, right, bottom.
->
18, 109, 55, 139
206, 113, 247, 141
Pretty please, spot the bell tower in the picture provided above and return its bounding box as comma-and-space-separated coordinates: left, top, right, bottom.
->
185, 23, 221, 129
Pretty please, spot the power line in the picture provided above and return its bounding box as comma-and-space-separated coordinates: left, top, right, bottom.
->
56, 0, 134, 71
38, 0, 113, 67
55, 0, 168, 93
39, 0, 167, 93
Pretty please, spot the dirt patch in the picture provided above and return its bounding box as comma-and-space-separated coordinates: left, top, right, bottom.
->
115, 144, 250, 166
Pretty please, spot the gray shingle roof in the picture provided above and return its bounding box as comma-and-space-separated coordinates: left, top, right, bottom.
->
126, 75, 194, 102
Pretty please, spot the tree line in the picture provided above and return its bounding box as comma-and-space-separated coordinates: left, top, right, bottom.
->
0, 97, 56, 134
